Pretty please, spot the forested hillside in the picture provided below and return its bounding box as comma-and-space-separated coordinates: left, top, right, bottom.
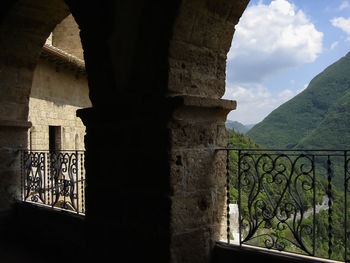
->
246, 51, 350, 149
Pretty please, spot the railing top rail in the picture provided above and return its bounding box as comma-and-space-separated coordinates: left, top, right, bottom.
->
23, 149, 85, 152
217, 148, 350, 152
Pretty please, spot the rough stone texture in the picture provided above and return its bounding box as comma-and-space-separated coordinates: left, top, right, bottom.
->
168, 0, 249, 99
28, 56, 90, 150
170, 149, 227, 194
167, 0, 249, 261
30, 59, 89, 106
168, 96, 234, 263
0, 0, 70, 210
28, 98, 87, 150
168, 42, 227, 98
52, 15, 84, 60
0, 125, 28, 212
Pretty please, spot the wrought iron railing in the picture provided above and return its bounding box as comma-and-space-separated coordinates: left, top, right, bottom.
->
21, 150, 85, 215
223, 149, 350, 262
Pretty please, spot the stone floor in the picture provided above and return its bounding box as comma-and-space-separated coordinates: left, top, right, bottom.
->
0, 242, 47, 263
0, 202, 86, 263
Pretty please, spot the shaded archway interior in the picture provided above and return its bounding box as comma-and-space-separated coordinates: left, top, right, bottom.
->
0, 0, 250, 262
0, 0, 71, 212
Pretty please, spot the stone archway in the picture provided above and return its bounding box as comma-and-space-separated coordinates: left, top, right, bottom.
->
168, 0, 249, 262
0, 0, 250, 262
0, 0, 70, 212
168, 0, 249, 261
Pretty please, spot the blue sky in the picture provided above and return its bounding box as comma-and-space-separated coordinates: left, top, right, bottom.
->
223, 0, 350, 124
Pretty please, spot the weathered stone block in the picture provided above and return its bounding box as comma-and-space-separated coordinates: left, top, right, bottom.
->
169, 121, 216, 148
216, 124, 228, 148
171, 192, 213, 233
170, 151, 185, 194
171, 227, 213, 263
0, 127, 27, 148
0, 102, 27, 121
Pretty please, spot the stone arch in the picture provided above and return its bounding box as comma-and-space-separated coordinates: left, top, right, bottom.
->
0, 0, 71, 211
0, 0, 251, 262
169, 0, 249, 98
168, 0, 249, 261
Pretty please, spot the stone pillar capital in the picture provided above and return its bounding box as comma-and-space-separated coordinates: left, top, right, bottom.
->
168, 95, 236, 122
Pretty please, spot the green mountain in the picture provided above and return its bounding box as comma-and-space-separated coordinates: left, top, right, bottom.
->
246, 51, 350, 149
225, 120, 254, 134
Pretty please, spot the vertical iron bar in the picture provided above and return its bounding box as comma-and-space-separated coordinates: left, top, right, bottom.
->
345, 151, 348, 262
43, 152, 46, 205
312, 154, 316, 256
81, 152, 85, 214
76, 151, 79, 214
238, 150, 242, 247
47, 152, 50, 206
50, 152, 54, 209
327, 155, 333, 259
21, 150, 24, 201
226, 149, 230, 244
63, 153, 66, 209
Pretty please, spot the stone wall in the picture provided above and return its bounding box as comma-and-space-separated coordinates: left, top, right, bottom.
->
52, 15, 84, 60
28, 56, 91, 150
28, 98, 86, 150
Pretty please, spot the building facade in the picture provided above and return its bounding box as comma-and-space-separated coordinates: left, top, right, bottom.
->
28, 15, 90, 151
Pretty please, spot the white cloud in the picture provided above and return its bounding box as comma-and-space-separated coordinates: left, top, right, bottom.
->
331, 17, 350, 34
338, 1, 350, 11
331, 17, 350, 42
330, 41, 339, 50
227, 0, 323, 85
224, 84, 296, 124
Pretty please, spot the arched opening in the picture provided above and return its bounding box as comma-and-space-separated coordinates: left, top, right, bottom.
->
222, 1, 350, 261
0, 0, 255, 262
22, 14, 91, 214
0, 0, 71, 213
0, 0, 92, 260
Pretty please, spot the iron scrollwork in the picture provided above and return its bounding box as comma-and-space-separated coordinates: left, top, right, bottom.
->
238, 151, 315, 255
22, 150, 85, 214
49, 152, 79, 212
23, 151, 47, 204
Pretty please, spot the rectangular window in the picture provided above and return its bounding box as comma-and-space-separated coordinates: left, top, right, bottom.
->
49, 126, 61, 151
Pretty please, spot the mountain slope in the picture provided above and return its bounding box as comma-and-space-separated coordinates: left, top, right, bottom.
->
246, 52, 350, 148
296, 88, 350, 149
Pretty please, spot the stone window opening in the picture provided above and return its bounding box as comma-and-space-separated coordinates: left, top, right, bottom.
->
49, 125, 62, 152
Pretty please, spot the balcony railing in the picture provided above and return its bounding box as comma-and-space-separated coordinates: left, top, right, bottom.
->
223, 148, 350, 262
21, 150, 85, 215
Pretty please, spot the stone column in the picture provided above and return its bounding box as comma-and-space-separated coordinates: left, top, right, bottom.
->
0, 120, 31, 215
168, 95, 236, 262
77, 96, 173, 261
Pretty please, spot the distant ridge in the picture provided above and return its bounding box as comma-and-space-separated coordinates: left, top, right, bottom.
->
225, 120, 255, 134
